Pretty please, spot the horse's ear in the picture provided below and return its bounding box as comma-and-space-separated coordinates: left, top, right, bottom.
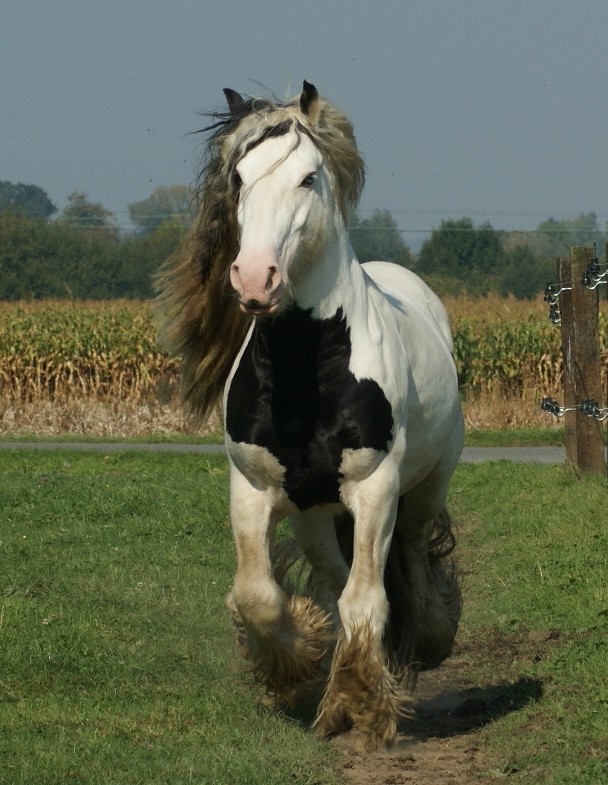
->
300, 80, 320, 125
223, 88, 246, 116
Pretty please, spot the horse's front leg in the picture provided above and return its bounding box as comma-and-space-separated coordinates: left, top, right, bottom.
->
226, 466, 331, 707
315, 464, 407, 750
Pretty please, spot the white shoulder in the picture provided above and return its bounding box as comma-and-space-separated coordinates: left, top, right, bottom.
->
361, 261, 453, 351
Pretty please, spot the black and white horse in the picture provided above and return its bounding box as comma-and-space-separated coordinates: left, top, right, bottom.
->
157, 81, 463, 749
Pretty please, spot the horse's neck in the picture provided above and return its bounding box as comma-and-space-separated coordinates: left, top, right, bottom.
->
250, 233, 364, 377
290, 233, 368, 321
253, 304, 349, 372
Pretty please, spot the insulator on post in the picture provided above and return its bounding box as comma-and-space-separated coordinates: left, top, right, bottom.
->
540, 398, 584, 418
544, 282, 557, 302
543, 282, 572, 321
582, 258, 608, 289
540, 397, 562, 416
580, 399, 600, 417
549, 302, 561, 325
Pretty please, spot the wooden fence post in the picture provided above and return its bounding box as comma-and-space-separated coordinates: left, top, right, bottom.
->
557, 246, 606, 474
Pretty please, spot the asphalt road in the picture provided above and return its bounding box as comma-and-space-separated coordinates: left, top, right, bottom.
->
0, 441, 569, 463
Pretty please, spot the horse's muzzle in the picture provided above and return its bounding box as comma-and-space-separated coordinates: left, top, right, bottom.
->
238, 297, 282, 316
230, 252, 285, 315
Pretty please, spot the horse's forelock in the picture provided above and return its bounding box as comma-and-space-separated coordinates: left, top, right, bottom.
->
211, 94, 365, 217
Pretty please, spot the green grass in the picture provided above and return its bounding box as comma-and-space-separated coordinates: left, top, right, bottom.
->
463, 426, 567, 447
1, 451, 608, 783
0, 451, 340, 785
452, 462, 608, 783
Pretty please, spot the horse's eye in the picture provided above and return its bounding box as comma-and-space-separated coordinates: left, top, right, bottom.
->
233, 172, 243, 190
300, 173, 316, 188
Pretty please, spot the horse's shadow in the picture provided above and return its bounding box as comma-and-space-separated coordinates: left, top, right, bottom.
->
277, 676, 542, 741
403, 676, 543, 740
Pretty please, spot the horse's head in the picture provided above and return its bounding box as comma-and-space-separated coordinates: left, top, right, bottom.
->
222, 82, 365, 316
226, 83, 326, 315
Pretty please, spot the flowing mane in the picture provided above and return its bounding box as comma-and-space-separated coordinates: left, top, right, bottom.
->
155, 88, 365, 422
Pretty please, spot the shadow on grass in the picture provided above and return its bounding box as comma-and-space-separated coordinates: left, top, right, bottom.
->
405, 676, 543, 739
258, 675, 543, 742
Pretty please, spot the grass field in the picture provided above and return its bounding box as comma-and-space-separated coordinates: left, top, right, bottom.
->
0, 451, 340, 785
1, 450, 607, 783
452, 463, 608, 782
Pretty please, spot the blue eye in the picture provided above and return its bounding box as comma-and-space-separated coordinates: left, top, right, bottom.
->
300, 173, 316, 188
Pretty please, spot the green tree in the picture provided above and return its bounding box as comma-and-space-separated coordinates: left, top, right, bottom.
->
0, 207, 183, 300
116, 220, 186, 298
128, 185, 193, 234
497, 246, 555, 299
416, 218, 503, 287
0, 212, 121, 299
59, 191, 119, 243
500, 212, 607, 300
535, 212, 603, 256
0, 181, 57, 218
349, 209, 412, 266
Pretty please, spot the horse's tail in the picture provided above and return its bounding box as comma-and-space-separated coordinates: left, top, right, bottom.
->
383, 508, 462, 686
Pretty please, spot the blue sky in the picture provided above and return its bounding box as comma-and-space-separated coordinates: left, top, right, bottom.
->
2, 0, 607, 245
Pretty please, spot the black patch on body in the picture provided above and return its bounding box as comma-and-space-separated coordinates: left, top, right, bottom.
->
226, 306, 394, 511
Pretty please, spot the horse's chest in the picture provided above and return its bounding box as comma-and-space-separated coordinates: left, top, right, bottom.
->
225, 308, 394, 511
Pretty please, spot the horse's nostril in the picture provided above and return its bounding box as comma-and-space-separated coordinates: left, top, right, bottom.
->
265, 266, 278, 291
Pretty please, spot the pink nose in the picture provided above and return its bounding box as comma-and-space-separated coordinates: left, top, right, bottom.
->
230, 252, 283, 313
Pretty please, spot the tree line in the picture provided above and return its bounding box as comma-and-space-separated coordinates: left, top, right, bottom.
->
0, 183, 190, 299
1, 179, 605, 300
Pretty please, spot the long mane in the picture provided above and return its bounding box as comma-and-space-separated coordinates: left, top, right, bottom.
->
155, 88, 366, 423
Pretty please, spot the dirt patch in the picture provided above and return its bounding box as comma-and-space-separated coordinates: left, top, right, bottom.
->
333, 627, 554, 785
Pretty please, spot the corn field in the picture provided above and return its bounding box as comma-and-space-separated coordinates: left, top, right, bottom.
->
0, 297, 606, 432
0, 300, 179, 403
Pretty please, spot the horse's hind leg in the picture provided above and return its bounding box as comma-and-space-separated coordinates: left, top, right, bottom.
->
290, 508, 350, 624
390, 481, 462, 685
226, 467, 331, 707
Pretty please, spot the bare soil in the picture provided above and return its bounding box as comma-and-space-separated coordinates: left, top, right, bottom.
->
333, 626, 555, 785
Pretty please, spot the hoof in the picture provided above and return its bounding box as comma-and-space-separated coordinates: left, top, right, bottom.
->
313, 703, 350, 738
348, 727, 394, 754
315, 627, 411, 748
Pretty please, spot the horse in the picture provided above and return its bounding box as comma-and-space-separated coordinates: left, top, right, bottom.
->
156, 81, 464, 750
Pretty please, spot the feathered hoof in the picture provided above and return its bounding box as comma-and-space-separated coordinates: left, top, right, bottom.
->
313, 701, 350, 738
315, 689, 401, 751
347, 725, 397, 754
228, 592, 333, 705
315, 627, 411, 750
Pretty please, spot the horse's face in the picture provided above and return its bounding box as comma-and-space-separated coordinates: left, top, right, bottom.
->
230, 130, 333, 316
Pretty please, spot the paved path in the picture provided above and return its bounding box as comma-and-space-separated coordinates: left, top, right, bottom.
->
460, 446, 567, 464
0, 441, 568, 463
